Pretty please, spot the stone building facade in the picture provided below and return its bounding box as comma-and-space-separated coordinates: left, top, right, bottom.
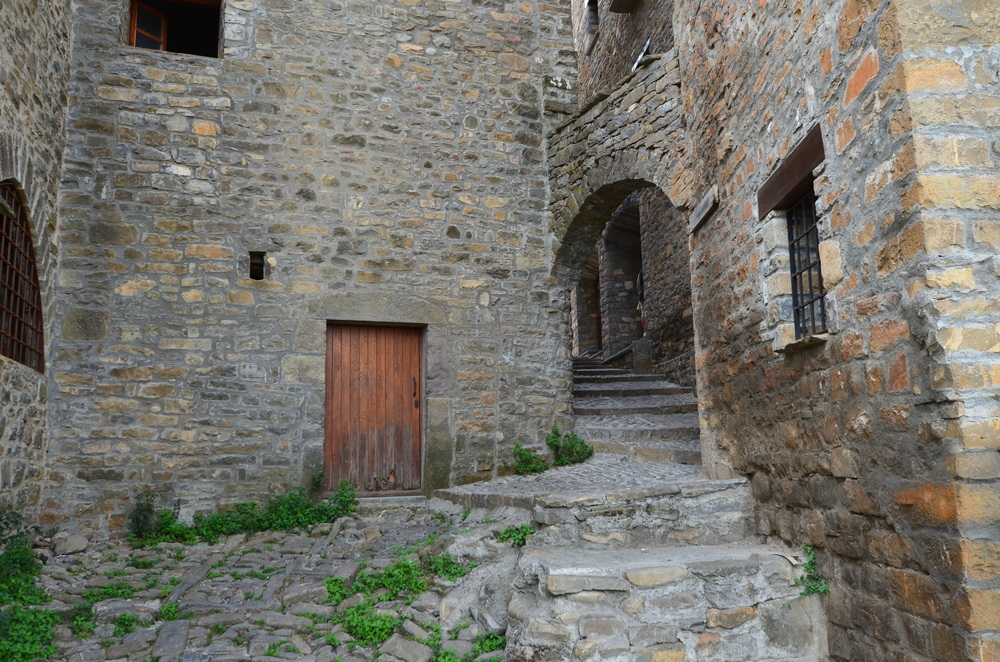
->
0, 0, 72, 514
0, 0, 998, 659
551, 0, 1000, 659
42, 0, 578, 530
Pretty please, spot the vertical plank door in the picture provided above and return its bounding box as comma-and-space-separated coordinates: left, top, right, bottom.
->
325, 324, 422, 494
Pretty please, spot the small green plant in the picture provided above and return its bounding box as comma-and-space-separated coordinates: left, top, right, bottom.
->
497, 524, 534, 547
159, 601, 181, 621
0, 604, 60, 661
422, 553, 474, 581
263, 640, 286, 656
113, 613, 140, 637
206, 571, 224, 579
105, 568, 126, 579
340, 604, 398, 646
795, 545, 830, 596
233, 634, 246, 646
352, 559, 426, 601
460, 508, 471, 522
244, 591, 262, 600
325, 633, 341, 647
449, 621, 470, 639
127, 478, 358, 546
231, 571, 245, 580
324, 576, 352, 605
130, 557, 157, 569
512, 442, 548, 475
70, 605, 96, 638
83, 581, 135, 604
545, 425, 594, 466
472, 632, 506, 655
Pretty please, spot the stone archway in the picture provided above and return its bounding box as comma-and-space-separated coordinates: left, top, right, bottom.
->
547, 53, 728, 476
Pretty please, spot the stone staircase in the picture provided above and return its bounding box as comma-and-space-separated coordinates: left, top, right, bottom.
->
572, 362, 701, 465
434, 362, 829, 661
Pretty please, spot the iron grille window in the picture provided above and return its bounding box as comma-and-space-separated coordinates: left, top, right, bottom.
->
786, 190, 827, 339
0, 182, 44, 373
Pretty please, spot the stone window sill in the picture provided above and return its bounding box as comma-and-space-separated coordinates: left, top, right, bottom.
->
776, 332, 828, 354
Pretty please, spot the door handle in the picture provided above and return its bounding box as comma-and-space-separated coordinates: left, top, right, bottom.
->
412, 377, 417, 397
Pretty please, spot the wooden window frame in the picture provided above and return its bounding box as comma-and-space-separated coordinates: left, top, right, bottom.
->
130, 1, 168, 51
0, 182, 44, 374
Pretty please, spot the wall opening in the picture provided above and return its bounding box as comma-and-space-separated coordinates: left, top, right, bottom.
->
129, 0, 223, 58
0, 181, 44, 373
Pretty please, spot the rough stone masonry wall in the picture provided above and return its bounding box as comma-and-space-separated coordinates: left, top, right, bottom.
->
569, 0, 674, 106
46, 0, 578, 534
673, 0, 1000, 658
597, 230, 642, 358
0, 0, 72, 516
639, 188, 693, 386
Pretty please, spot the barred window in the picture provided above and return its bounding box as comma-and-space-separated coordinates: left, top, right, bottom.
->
786, 190, 827, 339
0, 182, 44, 373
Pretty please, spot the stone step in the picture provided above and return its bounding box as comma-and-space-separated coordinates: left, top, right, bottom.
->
574, 412, 699, 443
507, 544, 828, 662
573, 372, 671, 384
572, 393, 698, 416
528, 474, 753, 550
588, 439, 701, 465
574, 383, 691, 398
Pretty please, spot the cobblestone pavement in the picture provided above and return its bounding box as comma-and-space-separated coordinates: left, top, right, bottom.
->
36, 506, 523, 662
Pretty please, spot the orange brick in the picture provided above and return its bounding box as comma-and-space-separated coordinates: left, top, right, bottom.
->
870, 319, 909, 351
845, 50, 880, 106
962, 590, 1000, 631
902, 58, 968, 93
958, 484, 1000, 524
893, 483, 957, 526
887, 353, 909, 391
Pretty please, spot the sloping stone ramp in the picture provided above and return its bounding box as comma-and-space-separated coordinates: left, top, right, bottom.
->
436, 366, 829, 661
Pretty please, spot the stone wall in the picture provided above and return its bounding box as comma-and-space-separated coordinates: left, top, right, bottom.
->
45, 0, 578, 533
550, 0, 1000, 654
570, 272, 601, 356
597, 215, 642, 357
639, 188, 693, 386
674, 0, 999, 658
568, 0, 675, 106
0, 0, 72, 516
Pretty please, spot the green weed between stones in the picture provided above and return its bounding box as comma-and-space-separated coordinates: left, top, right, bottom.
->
421, 624, 505, 662
112, 613, 142, 638
795, 544, 830, 596
512, 426, 594, 475
512, 442, 548, 475
497, 524, 534, 547
545, 424, 594, 466
127, 476, 358, 546
0, 512, 59, 662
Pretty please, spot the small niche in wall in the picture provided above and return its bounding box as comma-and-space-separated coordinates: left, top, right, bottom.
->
249, 251, 267, 280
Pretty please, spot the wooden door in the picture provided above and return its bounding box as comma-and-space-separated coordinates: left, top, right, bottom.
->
325, 324, 422, 494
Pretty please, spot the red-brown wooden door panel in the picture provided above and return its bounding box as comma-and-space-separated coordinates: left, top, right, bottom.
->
325, 324, 422, 494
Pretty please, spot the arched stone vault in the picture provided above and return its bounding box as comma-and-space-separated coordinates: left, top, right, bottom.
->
547, 51, 690, 288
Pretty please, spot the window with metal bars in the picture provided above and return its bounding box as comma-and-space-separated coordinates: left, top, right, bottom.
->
0, 182, 44, 373
786, 190, 827, 339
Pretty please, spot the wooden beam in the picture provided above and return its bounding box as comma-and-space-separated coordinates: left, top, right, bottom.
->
757, 125, 825, 220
